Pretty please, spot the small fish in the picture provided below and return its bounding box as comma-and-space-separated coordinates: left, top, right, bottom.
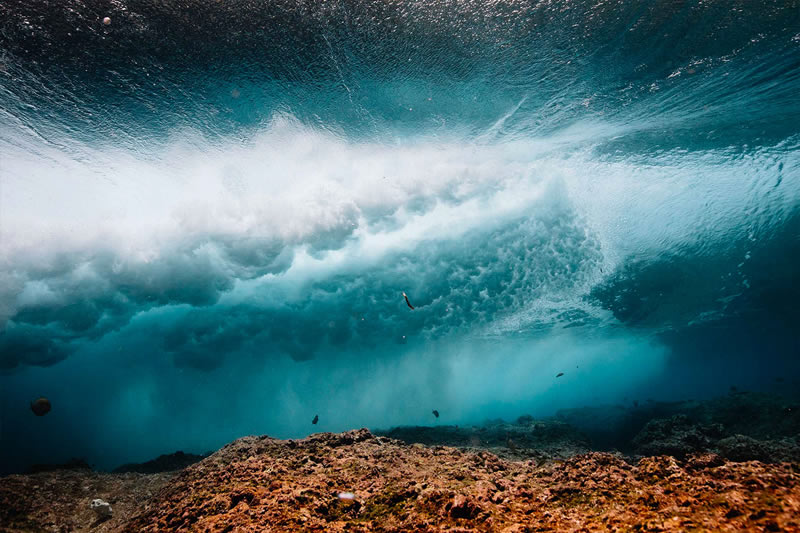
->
432, 409, 439, 418
402, 292, 415, 310
30, 397, 51, 416
556, 372, 564, 378
312, 414, 319, 425
633, 400, 639, 407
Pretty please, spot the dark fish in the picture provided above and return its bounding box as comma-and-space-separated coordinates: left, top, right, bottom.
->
402, 292, 415, 310
633, 400, 639, 407
312, 414, 318, 425
556, 372, 564, 378
30, 397, 51, 416
432, 410, 439, 418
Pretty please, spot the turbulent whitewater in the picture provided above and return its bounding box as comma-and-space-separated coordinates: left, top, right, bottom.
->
0, 0, 798, 473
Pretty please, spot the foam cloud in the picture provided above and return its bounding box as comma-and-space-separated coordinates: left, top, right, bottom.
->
1, 119, 609, 369
2, 113, 797, 371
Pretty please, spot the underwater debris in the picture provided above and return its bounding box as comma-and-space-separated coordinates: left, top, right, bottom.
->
402, 292, 415, 310
556, 372, 564, 378
102, 16, 111, 25
90, 498, 112, 519
30, 397, 51, 416
312, 415, 319, 425
432, 410, 439, 418
337, 492, 355, 500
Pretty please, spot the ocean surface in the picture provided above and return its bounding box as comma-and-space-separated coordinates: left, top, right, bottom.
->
1, 0, 798, 474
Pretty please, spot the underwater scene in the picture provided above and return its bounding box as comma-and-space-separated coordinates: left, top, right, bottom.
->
1, 0, 799, 530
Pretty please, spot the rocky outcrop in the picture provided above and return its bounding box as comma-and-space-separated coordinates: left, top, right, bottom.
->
376, 418, 590, 461
112, 451, 207, 474
717, 435, 800, 463
122, 430, 800, 532
631, 413, 800, 463
632, 415, 724, 457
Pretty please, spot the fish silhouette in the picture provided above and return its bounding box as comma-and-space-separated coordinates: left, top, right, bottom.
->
403, 292, 415, 310
432, 409, 439, 418
312, 414, 319, 425
556, 372, 564, 378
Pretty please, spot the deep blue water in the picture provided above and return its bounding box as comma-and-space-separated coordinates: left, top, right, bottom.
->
1, 0, 799, 474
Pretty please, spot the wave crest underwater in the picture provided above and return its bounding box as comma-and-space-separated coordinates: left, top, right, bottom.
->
1, 0, 799, 472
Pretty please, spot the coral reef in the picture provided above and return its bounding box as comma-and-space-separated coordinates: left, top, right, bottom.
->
2, 429, 799, 532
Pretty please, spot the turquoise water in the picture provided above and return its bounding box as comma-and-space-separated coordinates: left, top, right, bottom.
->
1, 0, 799, 473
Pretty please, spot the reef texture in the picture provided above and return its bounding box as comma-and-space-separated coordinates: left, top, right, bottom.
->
2, 428, 800, 532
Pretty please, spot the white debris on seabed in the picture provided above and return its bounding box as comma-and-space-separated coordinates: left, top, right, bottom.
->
90, 498, 113, 518
337, 492, 355, 500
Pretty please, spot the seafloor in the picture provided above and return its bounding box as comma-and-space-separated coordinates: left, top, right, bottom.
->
1, 391, 799, 532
